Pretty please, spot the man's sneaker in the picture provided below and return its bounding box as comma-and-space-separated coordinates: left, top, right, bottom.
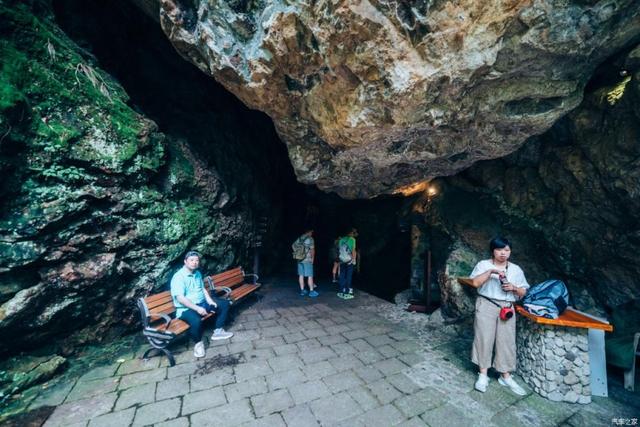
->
337, 292, 344, 299
193, 341, 205, 358
309, 290, 319, 297
343, 293, 354, 300
498, 376, 526, 396
474, 373, 489, 392
300, 289, 308, 296
211, 328, 233, 341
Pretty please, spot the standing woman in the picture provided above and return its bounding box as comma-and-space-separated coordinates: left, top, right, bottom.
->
470, 236, 529, 395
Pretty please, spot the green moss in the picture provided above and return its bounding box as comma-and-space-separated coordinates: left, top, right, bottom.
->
0, 72, 24, 110
166, 140, 195, 186
0, 2, 159, 175
35, 119, 81, 153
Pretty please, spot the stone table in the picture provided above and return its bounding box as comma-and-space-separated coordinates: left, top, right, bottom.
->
517, 307, 613, 404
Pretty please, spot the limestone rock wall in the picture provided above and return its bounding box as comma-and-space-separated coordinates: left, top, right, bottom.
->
437, 45, 640, 316
0, 1, 275, 357
156, 0, 640, 197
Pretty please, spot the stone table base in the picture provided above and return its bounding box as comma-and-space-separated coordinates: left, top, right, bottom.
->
517, 321, 592, 404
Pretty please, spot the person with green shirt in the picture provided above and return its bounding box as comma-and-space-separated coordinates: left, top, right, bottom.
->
337, 228, 358, 299
170, 251, 233, 358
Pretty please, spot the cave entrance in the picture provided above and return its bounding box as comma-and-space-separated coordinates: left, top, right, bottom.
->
53, 0, 420, 303
276, 187, 413, 302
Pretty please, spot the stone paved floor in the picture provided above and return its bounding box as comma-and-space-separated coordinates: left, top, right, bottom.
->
26, 279, 640, 426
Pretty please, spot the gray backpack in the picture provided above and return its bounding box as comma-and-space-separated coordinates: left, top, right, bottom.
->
292, 236, 307, 260
338, 239, 352, 263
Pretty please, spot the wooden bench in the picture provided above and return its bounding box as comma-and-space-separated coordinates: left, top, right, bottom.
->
457, 277, 613, 402
205, 266, 261, 305
137, 291, 214, 366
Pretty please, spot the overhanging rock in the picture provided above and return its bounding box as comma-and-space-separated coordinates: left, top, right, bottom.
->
155, 0, 640, 198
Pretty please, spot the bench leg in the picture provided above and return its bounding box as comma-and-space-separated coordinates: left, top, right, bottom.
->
588, 328, 608, 397
142, 334, 178, 367
142, 346, 176, 367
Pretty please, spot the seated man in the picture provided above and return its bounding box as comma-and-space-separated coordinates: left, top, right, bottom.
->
170, 250, 233, 358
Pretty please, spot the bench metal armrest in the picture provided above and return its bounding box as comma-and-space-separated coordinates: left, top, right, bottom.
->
245, 273, 259, 284
213, 286, 232, 298
205, 276, 231, 297
150, 312, 174, 331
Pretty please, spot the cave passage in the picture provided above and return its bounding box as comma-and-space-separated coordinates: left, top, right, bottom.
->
52, 0, 429, 303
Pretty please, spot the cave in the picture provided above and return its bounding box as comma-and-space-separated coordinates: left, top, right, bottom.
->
49, 0, 419, 302
1, 0, 639, 423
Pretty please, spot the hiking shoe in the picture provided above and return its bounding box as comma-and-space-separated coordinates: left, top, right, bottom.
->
211, 328, 233, 341
474, 373, 488, 392
300, 289, 308, 296
193, 341, 205, 358
498, 376, 526, 396
309, 290, 319, 297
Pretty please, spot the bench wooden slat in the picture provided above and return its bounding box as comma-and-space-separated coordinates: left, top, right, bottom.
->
147, 295, 174, 309
147, 298, 173, 313
210, 267, 243, 282
230, 284, 259, 301
515, 306, 613, 331
149, 301, 177, 316
149, 318, 189, 335
144, 291, 173, 305
214, 276, 244, 288
209, 272, 238, 283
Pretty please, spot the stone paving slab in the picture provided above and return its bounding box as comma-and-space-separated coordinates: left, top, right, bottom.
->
28, 279, 640, 427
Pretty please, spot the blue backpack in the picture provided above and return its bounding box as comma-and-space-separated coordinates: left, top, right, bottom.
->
522, 279, 571, 319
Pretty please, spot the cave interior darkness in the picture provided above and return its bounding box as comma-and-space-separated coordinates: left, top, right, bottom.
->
51, 0, 437, 303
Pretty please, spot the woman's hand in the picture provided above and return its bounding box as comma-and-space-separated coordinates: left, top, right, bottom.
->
501, 282, 515, 292
502, 283, 526, 298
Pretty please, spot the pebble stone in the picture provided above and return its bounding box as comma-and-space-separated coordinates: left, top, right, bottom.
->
517, 322, 591, 404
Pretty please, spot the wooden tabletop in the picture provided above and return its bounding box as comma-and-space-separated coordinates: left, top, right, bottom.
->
456, 277, 613, 332
515, 306, 613, 331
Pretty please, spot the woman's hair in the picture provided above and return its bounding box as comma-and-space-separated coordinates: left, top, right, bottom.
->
489, 236, 511, 253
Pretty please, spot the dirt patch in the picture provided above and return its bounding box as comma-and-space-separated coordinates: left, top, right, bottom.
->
194, 353, 244, 376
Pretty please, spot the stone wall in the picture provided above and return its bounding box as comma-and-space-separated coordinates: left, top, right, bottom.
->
517, 321, 591, 404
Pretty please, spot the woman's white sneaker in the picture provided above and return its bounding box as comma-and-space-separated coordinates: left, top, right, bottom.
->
498, 376, 526, 396
193, 341, 205, 358
474, 373, 489, 392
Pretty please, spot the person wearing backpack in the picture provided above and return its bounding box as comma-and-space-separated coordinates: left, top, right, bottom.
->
337, 228, 358, 299
293, 228, 318, 297
468, 236, 529, 396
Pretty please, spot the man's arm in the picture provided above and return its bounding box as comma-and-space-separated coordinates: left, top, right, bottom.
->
203, 287, 218, 307
176, 295, 207, 316
351, 238, 357, 264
